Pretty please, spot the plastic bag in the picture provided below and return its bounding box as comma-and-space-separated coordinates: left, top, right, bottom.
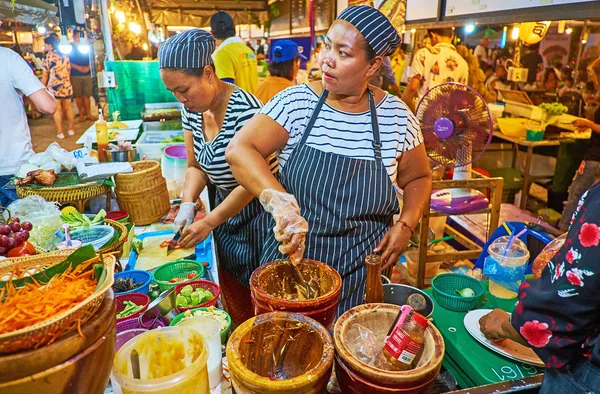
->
532, 233, 567, 279
40, 160, 62, 173
259, 189, 308, 263
28, 152, 53, 166
16, 163, 39, 178
345, 323, 379, 366
45, 142, 76, 171
5, 196, 62, 249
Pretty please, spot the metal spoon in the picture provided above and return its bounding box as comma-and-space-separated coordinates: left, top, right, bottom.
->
284, 259, 311, 299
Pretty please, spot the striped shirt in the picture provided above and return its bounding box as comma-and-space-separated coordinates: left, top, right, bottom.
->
182, 86, 278, 190
260, 84, 423, 184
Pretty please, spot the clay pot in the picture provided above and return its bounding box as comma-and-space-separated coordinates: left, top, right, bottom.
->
0, 290, 116, 394
333, 303, 445, 393
250, 259, 342, 329
226, 312, 335, 394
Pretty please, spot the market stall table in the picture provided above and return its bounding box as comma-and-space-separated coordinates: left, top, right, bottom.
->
423, 282, 544, 389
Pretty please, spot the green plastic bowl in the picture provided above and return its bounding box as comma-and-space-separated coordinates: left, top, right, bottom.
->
169, 306, 232, 344
151, 260, 205, 292
431, 273, 484, 312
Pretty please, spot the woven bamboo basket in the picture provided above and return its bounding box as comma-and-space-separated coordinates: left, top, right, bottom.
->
115, 180, 170, 225
16, 182, 111, 213
114, 160, 164, 193
0, 254, 115, 355
0, 249, 75, 273
31, 219, 128, 260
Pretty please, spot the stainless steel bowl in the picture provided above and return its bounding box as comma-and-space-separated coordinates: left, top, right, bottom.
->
139, 287, 179, 324
108, 148, 137, 162
382, 283, 434, 317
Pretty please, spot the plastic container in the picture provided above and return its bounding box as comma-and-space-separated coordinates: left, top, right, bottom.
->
114, 270, 152, 295
116, 293, 151, 322
161, 145, 188, 200
135, 130, 184, 161
106, 210, 130, 223
152, 260, 205, 292
176, 316, 222, 389
170, 307, 232, 344
116, 314, 166, 334
526, 121, 545, 141
485, 236, 530, 299
174, 280, 221, 313
488, 102, 505, 121
538, 208, 561, 227
430, 274, 484, 311
404, 248, 442, 279
111, 326, 210, 394
60, 225, 115, 250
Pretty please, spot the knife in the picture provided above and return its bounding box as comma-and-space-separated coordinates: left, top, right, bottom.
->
166, 229, 182, 256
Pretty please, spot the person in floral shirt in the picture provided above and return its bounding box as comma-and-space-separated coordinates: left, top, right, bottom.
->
42, 34, 75, 139
480, 181, 600, 393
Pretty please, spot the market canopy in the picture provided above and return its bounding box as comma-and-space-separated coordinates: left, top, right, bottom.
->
145, 0, 268, 27
0, 0, 58, 25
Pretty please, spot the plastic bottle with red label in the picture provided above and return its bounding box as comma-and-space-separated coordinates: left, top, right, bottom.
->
375, 311, 429, 371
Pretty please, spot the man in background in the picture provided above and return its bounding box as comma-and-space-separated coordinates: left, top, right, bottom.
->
521, 44, 544, 86
474, 37, 489, 67
210, 11, 258, 93
1, 47, 56, 206
402, 28, 468, 112
70, 29, 95, 121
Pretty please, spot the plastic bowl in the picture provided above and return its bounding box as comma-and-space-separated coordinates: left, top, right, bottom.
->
431, 273, 484, 312
106, 210, 130, 223
115, 292, 151, 322
152, 260, 205, 292
113, 270, 152, 295
174, 280, 221, 313
70, 225, 115, 250
526, 129, 545, 141
116, 314, 166, 334
170, 307, 232, 344
115, 328, 147, 353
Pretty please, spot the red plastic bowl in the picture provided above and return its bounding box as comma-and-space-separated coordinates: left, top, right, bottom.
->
175, 280, 220, 313
115, 292, 150, 322
106, 210, 129, 221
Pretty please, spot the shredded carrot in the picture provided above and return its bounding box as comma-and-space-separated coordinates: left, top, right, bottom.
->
77, 318, 84, 338
0, 257, 100, 336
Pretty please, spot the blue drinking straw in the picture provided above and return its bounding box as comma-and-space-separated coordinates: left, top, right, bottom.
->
504, 228, 527, 256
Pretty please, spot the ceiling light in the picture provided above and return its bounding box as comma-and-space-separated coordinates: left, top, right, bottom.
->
37, 26, 46, 34
58, 36, 72, 54
129, 22, 141, 35
465, 24, 475, 34
142, 42, 148, 51
511, 25, 520, 40
565, 27, 573, 35
115, 11, 126, 24
78, 37, 90, 54
410, 28, 416, 34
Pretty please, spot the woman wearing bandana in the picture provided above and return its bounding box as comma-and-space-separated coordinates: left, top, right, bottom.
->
227, 6, 432, 313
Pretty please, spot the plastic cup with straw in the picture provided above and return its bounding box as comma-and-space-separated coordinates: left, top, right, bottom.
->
503, 228, 528, 257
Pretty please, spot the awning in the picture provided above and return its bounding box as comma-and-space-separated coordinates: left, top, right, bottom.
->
0, 0, 58, 25
145, 0, 268, 27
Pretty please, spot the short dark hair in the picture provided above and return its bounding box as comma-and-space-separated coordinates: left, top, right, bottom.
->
428, 28, 454, 38
44, 35, 59, 50
269, 58, 296, 81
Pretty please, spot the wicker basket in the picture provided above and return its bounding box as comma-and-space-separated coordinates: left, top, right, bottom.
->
16, 182, 111, 213
0, 254, 116, 354
116, 180, 170, 225
0, 249, 75, 273
114, 160, 164, 193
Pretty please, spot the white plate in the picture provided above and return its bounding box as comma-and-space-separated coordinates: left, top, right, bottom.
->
77, 120, 143, 144
464, 309, 545, 367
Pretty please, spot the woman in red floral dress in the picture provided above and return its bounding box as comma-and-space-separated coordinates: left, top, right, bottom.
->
480, 181, 600, 393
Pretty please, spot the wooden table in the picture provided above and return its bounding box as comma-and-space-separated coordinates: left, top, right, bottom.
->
494, 132, 561, 210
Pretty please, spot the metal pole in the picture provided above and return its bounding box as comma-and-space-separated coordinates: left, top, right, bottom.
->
99, 0, 114, 61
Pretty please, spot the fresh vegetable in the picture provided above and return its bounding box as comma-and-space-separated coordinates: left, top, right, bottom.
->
539, 103, 569, 116
6, 241, 36, 257
0, 214, 33, 257
180, 306, 228, 331
113, 277, 143, 293
116, 300, 144, 318
131, 239, 144, 254
161, 136, 185, 143
455, 287, 476, 298
168, 272, 197, 284
176, 284, 214, 308
61, 208, 106, 228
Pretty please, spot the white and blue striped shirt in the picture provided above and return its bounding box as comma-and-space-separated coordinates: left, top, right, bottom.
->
260, 84, 423, 184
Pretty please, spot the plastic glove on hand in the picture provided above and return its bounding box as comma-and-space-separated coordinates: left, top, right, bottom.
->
174, 202, 196, 233
260, 189, 308, 264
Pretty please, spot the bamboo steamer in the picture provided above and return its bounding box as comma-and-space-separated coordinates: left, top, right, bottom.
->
0, 290, 116, 394
114, 160, 164, 192
226, 312, 335, 394
333, 303, 445, 393
249, 259, 342, 330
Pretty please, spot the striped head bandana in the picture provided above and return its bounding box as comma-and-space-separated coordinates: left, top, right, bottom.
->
336, 5, 401, 57
158, 29, 215, 69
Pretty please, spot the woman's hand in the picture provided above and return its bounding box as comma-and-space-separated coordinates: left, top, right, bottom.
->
573, 119, 594, 132
479, 308, 511, 342
178, 217, 216, 249
374, 222, 412, 270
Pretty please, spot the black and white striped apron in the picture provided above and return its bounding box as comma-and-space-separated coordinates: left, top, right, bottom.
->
261, 89, 400, 314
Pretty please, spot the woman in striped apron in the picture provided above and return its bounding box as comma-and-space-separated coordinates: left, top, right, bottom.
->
158, 29, 277, 325
227, 6, 432, 314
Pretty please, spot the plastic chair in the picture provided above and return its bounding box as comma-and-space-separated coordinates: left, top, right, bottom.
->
474, 221, 558, 274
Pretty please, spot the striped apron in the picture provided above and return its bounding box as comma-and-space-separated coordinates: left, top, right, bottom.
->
261, 89, 400, 314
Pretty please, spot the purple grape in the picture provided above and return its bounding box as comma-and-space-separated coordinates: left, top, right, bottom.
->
0, 225, 10, 236
9, 222, 21, 233
13, 233, 25, 246
11, 217, 20, 223
0, 247, 7, 255
21, 221, 33, 231
0, 235, 8, 248
6, 237, 16, 250
21, 230, 29, 241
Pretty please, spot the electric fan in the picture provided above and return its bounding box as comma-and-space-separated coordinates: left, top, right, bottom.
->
415, 82, 493, 214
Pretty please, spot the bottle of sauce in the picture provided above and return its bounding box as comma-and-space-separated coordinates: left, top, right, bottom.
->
364, 254, 384, 303
375, 312, 428, 371
96, 109, 109, 162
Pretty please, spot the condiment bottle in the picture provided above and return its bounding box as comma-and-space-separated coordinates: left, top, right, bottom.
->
376, 312, 428, 371
96, 108, 109, 162
364, 254, 384, 303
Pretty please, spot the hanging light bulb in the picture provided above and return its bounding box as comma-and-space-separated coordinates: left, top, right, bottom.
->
142, 42, 148, 51
58, 36, 72, 54
115, 11, 126, 24
565, 27, 573, 35
37, 26, 46, 34
465, 23, 475, 34
410, 28, 416, 34
129, 22, 141, 35
511, 25, 520, 40
78, 37, 90, 54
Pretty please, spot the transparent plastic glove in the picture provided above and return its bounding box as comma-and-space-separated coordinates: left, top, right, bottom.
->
174, 202, 196, 232
259, 189, 308, 264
